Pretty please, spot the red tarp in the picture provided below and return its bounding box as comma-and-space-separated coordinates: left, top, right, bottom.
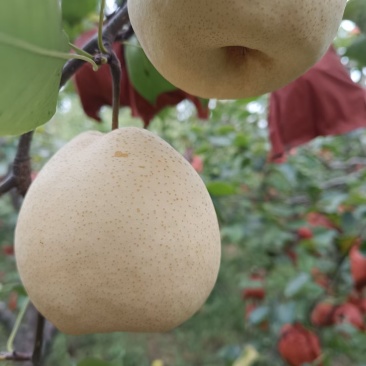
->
268, 46, 366, 161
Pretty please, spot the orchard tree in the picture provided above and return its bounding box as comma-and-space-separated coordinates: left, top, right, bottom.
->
1, 1, 366, 366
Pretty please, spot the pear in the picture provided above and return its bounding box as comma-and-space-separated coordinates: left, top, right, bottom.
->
127, 0, 347, 99
14, 127, 221, 335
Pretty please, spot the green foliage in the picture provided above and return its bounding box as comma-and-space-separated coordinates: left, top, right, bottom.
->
61, 0, 99, 41
124, 36, 177, 104
62, 0, 98, 26
77, 359, 113, 366
206, 181, 238, 196
344, 0, 366, 33
0, 0, 69, 136
341, 0, 366, 67
346, 34, 366, 66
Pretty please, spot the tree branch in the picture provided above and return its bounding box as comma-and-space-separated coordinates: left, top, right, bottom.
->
31, 314, 45, 366
0, 175, 16, 196
0, 351, 32, 362
60, 3, 130, 88
0, 131, 33, 197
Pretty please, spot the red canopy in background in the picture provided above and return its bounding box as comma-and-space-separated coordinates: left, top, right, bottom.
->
268, 46, 366, 162
73, 30, 208, 128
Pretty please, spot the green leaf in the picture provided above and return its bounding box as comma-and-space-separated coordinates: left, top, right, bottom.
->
341, 211, 359, 235
206, 182, 237, 196
248, 306, 269, 325
62, 0, 98, 26
313, 229, 338, 251
221, 224, 245, 243
285, 273, 310, 298
11, 284, 28, 296
208, 136, 233, 147
77, 359, 112, 366
216, 125, 235, 135
344, 0, 366, 33
319, 192, 347, 213
0, 0, 69, 136
274, 303, 296, 325
354, 205, 366, 220
234, 133, 249, 148
346, 35, 366, 67
124, 36, 177, 104
274, 164, 297, 186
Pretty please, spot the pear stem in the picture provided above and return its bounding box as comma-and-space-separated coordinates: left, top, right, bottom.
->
109, 51, 122, 130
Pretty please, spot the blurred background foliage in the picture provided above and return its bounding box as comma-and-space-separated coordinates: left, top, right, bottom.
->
1, 0, 366, 365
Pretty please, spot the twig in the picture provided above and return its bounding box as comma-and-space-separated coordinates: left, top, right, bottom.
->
109, 51, 122, 130
321, 171, 362, 190
60, 3, 130, 88
0, 351, 31, 362
0, 131, 33, 197
13, 132, 34, 196
7, 299, 30, 353
31, 314, 45, 366
0, 175, 16, 195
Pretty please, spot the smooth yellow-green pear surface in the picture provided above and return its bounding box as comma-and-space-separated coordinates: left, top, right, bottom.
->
15, 127, 221, 335
127, 0, 347, 99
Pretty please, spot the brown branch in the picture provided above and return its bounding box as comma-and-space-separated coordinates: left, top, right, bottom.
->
109, 51, 122, 130
31, 314, 45, 366
0, 351, 31, 362
0, 175, 16, 196
0, 131, 33, 197
13, 132, 34, 196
